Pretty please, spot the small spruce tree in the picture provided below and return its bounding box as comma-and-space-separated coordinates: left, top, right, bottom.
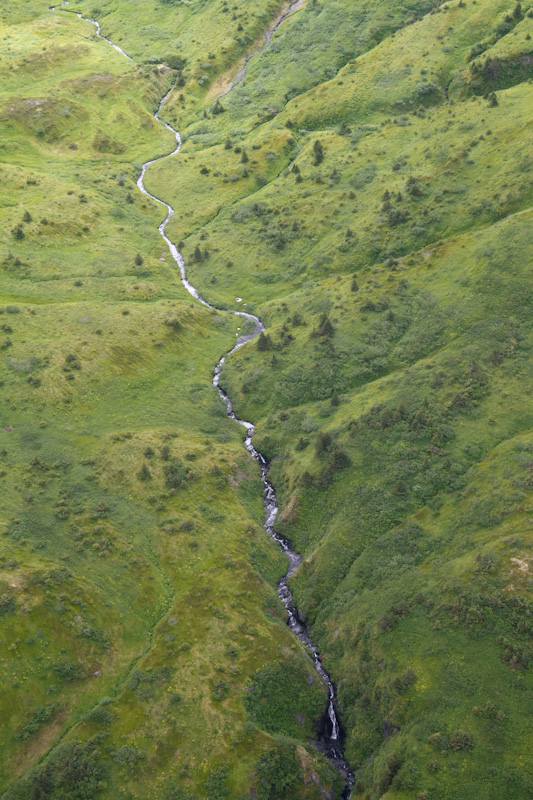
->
257, 332, 272, 351
137, 463, 151, 481
313, 139, 324, 166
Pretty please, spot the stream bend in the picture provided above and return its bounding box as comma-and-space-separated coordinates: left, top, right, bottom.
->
58, 7, 355, 795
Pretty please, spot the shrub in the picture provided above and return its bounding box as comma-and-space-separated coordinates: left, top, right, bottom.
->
394, 667, 417, 693
388, 208, 408, 226
403, 667, 417, 687
406, 176, 423, 196
255, 742, 301, 800
113, 745, 142, 765
450, 730, 474, 751
315, 313, 334, 337
165, 317, 182, 331
85, 706, 113, 726
205, 765, 229, 800
212, 679, 229, 700
137, 463, 151, 481
301, 471, 314, 488
15, 704, 58, 740
379, 610, 398, 632
331, 448, 351, 471
0, 594, 15, 615
30, 740, 108, 799
315, 465, 334, 489
313, 139, 324, 166
379, 753, 403, 794
243, 662, 324, 737
351, 164, 377, 188
164, 458, 187, 489
53, 662, 84, 681
315, 431, 332, 456
257, 332, 273, 351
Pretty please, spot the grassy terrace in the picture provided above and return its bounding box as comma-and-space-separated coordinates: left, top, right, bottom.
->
1, 0, 532, 798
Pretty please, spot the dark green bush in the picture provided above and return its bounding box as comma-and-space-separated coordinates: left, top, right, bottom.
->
205, 765, 229, 799
15, 704, 58, 741
313, 139, 324, 166
449, 730, 474, 751
243, 662, 324, 737
164, 458, 187, 489
255, 741, 301, 800
137, 463, 151, 481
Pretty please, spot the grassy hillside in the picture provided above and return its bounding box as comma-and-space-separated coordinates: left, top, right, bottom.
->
0, 2, 341, 799
1, 0, 532, 798
141, 0, 533, 797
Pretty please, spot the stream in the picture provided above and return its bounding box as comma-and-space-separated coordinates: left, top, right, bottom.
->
54, 4, 354, 795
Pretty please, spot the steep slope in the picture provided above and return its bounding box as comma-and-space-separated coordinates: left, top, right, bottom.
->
0, 3, 341, 799
142, 0, 533, 797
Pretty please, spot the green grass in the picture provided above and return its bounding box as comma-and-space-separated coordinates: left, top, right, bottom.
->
1, 0, 532, 797
141, 0, 533, 796
0, 2, 341, 798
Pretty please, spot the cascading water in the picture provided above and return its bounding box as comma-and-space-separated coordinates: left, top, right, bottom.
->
54, 6, 354, 795
214, 363, 354, 791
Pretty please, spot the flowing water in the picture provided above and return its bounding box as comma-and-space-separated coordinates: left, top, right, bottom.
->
54, 6, 355, 795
